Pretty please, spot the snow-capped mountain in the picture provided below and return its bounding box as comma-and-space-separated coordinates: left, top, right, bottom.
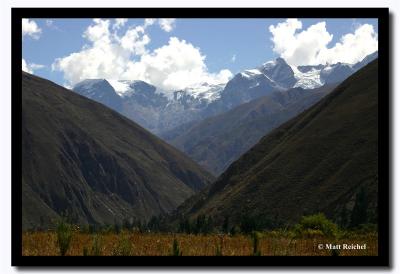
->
73, 51, 377, 135
292, 51, 378, 89
352, 51, 379, 71
179, 82, 225, 103
74, 79, 225, 134
291, 65, 324, 89
74, 79, 123, 112
259, 57, 297, 88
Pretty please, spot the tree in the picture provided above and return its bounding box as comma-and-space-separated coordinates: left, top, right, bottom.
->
339, 206, 349, 228
222, 216, 230, 234
350, 187, 369, 228
205, 215, 214, 234
195, 214, 206, 234
179, 217, 192, 234
240, 215, 259, 234
147, 216, 161, 232
122, 217, 133, 231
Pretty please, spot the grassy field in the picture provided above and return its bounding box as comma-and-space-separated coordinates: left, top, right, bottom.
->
22, 231, 378, 256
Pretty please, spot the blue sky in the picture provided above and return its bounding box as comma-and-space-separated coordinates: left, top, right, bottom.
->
22, 18, 378, 89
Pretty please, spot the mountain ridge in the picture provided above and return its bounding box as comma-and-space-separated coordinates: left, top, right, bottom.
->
22, 72, 214, 229
172, 59, 379, 229
162, 83, 338, 175
72, 52, 377, 135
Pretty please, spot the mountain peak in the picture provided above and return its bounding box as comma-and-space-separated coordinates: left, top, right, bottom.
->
259, 57, 296, 89
275, 57, 287, 63
74, 78, 109, 89
73, 78, 123, 111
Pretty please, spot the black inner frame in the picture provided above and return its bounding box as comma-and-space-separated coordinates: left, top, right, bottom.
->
12, 7, 390, 267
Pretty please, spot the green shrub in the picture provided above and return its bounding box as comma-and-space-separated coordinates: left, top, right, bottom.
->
171, 238, 182, 256
215, 244, 222, 256
83, 246, 89, 256
229, 225, 240, 236
296, 228, 325, 238
56, 218, 73, 256
215, 234, 224, 256
84, 234, 103, 256
294, 213, 339, 238
251, 232, 262, 256
111, 233, 132, 256
356, 223, 378, 233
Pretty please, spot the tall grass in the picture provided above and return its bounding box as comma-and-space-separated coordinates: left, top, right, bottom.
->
171, 238, 182, 256
56, 218, 73, 256
252, 232, 261, 256
22, 231, 378, 256
83, 234, 103, 256
111, 232, 133, 256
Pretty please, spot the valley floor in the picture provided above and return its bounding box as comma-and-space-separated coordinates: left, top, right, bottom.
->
22, 231, 378, 256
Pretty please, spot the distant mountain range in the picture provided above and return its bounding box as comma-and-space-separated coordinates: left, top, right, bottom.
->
161, 52, 377, 175
162, 84, 338, 175
73, 51, 377, 135
172, 59, 379, 229
22, 72, 214, 230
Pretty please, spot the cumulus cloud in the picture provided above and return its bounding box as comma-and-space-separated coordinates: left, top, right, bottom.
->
22, 18, 41, 39
119, 25, 150, 55
269, 19, 378, 66
22, 59, 32, 73
126, 37, 232, 90
113, 18, 128, 30
53, 19, 133, 84
45, 19, 61, 31
22, 58, 44, 74
159, 19, 176, 32
52, 18, 231, 90
144, 18, 156, 27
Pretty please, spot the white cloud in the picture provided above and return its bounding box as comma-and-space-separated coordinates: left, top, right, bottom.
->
231, 54, 236, 63
52, 18, 231, 91
119, 25, 150, 55
144, 18, 156, 27
268, 19, 378, 66
45, 19, 61, 31
22, 59, 44, 74
126, 37, 232, 90
159, 19, 176, 32
317, 24, 378, 65
22, 59, 32, 73
113, 18, 128, 30
53, 19, 132, 84
30, 63, 45, 70
22, 19, 41, 39
84, 18, 111, 44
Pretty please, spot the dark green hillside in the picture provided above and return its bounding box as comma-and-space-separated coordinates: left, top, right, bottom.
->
22, 72, 214, 230
163, 84, 336, 175
175, 59, 379, 229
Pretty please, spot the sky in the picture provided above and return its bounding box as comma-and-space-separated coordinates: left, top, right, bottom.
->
22, 18, 378, 90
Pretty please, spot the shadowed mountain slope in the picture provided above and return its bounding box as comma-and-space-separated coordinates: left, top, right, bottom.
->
22, 72, 214, 230
174, 59, 379, 228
